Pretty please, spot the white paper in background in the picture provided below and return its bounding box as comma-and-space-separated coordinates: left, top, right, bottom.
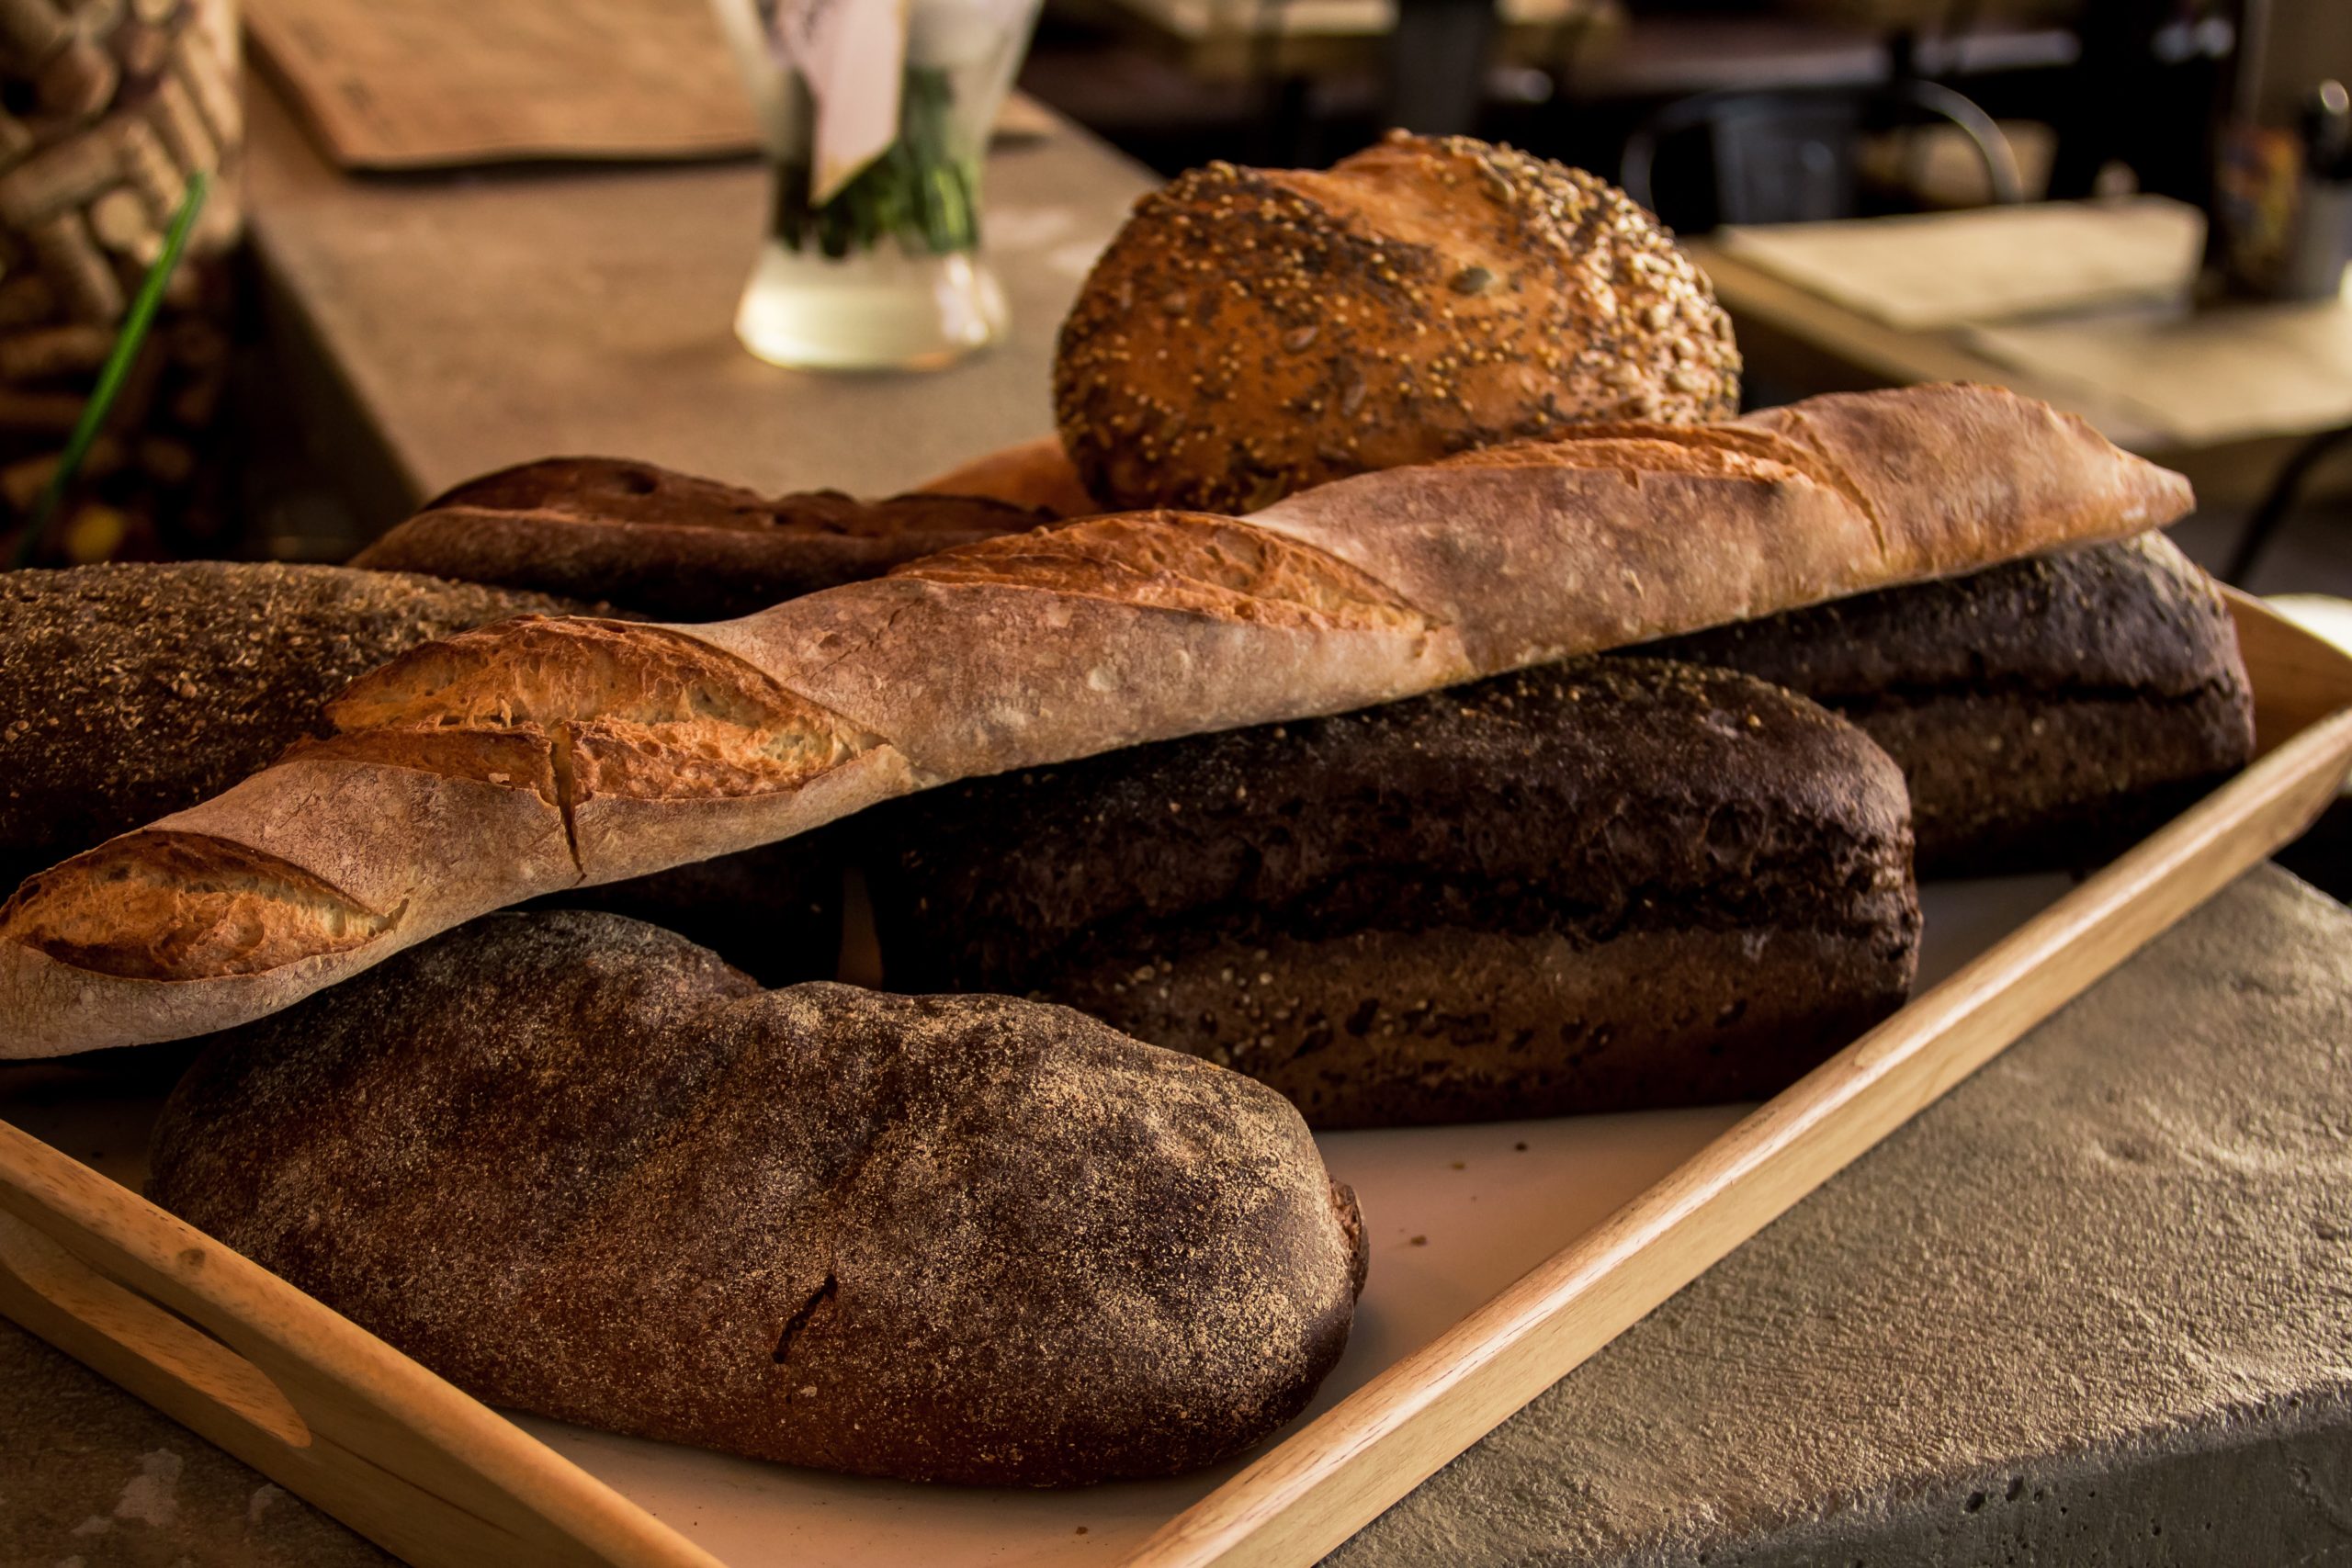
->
1717, 197, 2206, 331
0, 875, 2081, 1568
767, 0, 908, 201
905, 0, 1035, 70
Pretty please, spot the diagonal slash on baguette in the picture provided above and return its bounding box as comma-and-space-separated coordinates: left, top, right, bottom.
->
0, 385, 2194, 1055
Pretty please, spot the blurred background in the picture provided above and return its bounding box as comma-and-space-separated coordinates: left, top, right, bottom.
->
0, 0, 2346, 631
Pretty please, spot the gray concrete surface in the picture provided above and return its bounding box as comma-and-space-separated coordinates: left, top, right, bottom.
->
1337, 863, 2352, 1567
4, 865, 2349, 1566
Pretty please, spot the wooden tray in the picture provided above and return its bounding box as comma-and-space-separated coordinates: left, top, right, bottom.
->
4, 590, 2349, 1568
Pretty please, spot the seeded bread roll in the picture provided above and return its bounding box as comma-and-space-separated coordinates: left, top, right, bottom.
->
869, 658, 1920, 1128
1640, 534, 2256, 874
351, 457, 1050, 622
1055, 131, 1741, 513
148, 910, 1366, 1487
0, 562, 842, 985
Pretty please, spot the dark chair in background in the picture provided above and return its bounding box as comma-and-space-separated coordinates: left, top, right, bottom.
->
1619, 77, 2024, 229
2225, 424, 2352, 585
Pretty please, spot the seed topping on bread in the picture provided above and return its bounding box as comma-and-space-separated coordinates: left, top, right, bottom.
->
1056, 131, 1741, 513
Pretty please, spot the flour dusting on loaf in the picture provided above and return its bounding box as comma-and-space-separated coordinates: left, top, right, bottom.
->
147, 911, 1365, 1486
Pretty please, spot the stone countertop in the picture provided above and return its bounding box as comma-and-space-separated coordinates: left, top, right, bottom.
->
242, 79, 1152, 536
5, 864, 2349, 1565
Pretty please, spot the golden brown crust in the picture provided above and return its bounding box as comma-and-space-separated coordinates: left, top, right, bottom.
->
328, 616, 879, 806
893, 510, 1435, 634
1, 832, 400, 980
1054, 131, 1740, 513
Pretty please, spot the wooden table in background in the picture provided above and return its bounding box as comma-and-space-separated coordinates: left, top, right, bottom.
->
1689, 231, 2352, 513
242, 77, 1150, 545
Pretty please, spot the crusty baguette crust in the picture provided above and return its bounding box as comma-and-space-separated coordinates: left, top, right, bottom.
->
0, 385, 2193, 1055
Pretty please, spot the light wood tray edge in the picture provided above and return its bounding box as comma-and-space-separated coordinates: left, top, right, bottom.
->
2, 592, 2347, 1568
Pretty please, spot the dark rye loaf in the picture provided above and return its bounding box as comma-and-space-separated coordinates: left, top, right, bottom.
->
350, 457, 1051, 621
1640, 533, 2255, 874
148, 911, 1366, 1487
0, 562, 841, 983
870, 658, 1920, 1128
0, 562, 582, 871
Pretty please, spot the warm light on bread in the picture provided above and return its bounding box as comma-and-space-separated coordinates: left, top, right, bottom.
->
1054, 131, 1741, 513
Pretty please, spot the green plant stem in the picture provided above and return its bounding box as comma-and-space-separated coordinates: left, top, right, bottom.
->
9, 171, 209, 569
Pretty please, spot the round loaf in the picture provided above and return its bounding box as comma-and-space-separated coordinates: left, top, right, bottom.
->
1054, 130, 1741, 513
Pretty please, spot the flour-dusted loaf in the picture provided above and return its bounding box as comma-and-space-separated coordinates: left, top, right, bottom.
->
1056, 132, 1742, 513
351, 457, 1050, 621
0, 385, 2195, 1056
1641, 533, 2255, 873
147, 910, 1366, 1486
0, 563, 582, 880
871, 659, 1919, 1126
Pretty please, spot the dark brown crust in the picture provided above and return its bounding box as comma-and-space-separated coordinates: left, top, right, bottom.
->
867, 658, 1918, 1125
1638, 535, 2256, 872
1055, 132, 1740, 513
352, 457, 1050, 621
148, 911, 1365, 1487
0, 386, 2194, 1058
0, 562, 578, 871
1036, 925, 1912, 1128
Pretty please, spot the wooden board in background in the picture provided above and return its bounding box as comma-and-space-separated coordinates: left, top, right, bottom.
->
1716, 197, 2205, 332
247, 0, 1058, 171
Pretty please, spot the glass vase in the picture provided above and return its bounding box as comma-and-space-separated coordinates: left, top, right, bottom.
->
718, 0, 1041, 372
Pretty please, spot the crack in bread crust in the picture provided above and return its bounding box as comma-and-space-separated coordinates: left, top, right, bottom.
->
326, 616, 877, 807
0, 831, 401, 978
892, 511, 1436, 634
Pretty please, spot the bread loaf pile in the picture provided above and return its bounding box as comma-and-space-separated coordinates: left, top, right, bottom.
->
7, 131, 2247, 1487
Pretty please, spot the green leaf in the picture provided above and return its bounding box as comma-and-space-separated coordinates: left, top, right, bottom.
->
10, 170, 209, 569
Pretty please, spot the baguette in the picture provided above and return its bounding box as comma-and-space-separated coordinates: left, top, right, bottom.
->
0, 385, 2194, 1055
148, 910, 1366, 1486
